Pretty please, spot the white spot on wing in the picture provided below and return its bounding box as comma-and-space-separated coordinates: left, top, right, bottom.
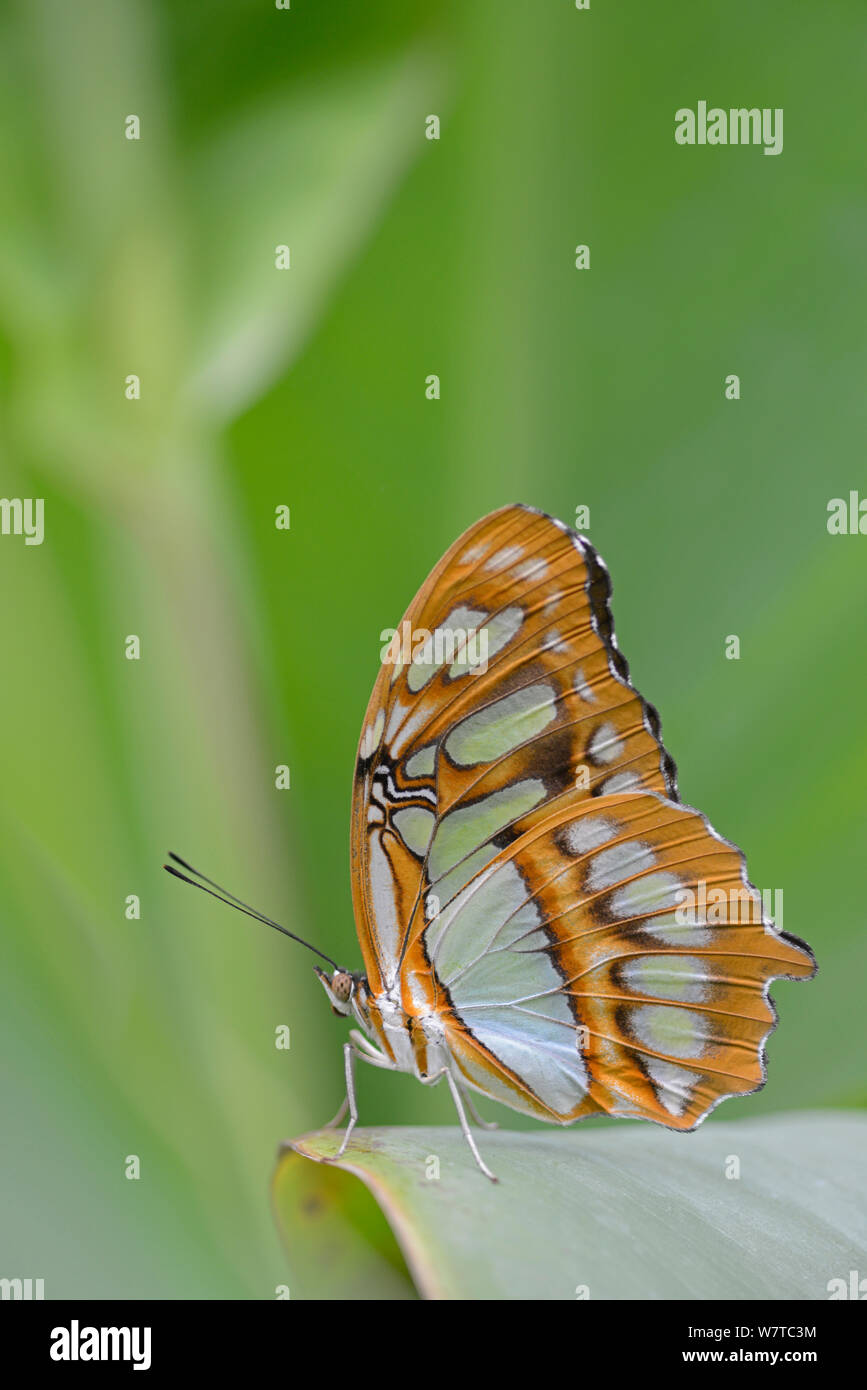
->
642, 908, 713, 948
367, 836, 401, 975
645, 1058, 701, 1116
484, 544, 523, 573
359, 709, 385, 760
601, 771, 641, 794
610, 871, 683, 918
542, 628, 570, 654
561, 815, 620, 856
574, 667, 595, 703
515, 557, 549, 582
586, 840, 657, 891
589, 721, 625, 766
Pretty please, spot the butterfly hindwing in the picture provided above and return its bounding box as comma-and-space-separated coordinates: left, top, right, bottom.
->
415, 792, 814, 1127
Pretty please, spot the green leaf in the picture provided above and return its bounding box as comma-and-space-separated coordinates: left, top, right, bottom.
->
275, 1112, 866, 1300
186, 51, 444, 420
270, 1143, 417, 1302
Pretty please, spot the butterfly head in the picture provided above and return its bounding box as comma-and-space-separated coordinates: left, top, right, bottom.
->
315, 965, 359, 1017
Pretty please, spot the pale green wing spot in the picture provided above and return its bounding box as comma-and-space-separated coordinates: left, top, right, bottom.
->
404, 744, 436, 779
444, 682, 558, 767
408, 606, 487, 691
406, 639, 442, 693
427, 779, 546, 907
610, 871, 683, 918
444, 606, 489, 679
451, 1003, 588, 1112
425, 858, 589, 1111
585, 841, 657, 892
425, 843, 495, 923
392, 806, 436, 858
477, 604, 524, 660
620, 954, 709, 1004
427, 860, 546, 981
631, 1004, 708, 1060
428, 779, 546, 882
641, 913, 713, 948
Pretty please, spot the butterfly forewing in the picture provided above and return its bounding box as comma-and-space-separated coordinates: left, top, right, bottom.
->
352, 505, 677, 990
350, 503, 815, 1125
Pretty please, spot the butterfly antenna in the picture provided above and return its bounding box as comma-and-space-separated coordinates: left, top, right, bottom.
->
164, 852, 339, 969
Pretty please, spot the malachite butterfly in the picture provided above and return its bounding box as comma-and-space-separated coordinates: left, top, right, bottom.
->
167, 504, 815, 1180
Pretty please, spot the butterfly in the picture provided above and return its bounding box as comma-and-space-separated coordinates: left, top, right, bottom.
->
166, 504, 815, 1181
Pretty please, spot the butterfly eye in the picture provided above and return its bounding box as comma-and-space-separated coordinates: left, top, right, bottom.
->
330, 970, 354, 1005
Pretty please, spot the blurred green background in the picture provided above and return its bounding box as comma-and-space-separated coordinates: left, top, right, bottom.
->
1, 0, 864, 1298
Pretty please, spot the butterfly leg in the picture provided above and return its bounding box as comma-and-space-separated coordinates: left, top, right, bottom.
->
333, 1042, 359, 1159
460, 1085, 499, 1131
323, 1095, 349, 1129
348, 1028, 390, 1063
329, 1036, 397, 1159
442, 1069, 498, 1183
